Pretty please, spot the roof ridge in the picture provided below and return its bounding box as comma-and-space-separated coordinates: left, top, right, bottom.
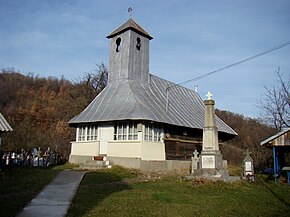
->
127, 81, 157, 120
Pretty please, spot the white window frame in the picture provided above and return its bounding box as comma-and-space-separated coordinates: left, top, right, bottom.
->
144, 122, 162, 142
78, 126, 86, 141
77, 125, 98, 142
114, 122, 138, 141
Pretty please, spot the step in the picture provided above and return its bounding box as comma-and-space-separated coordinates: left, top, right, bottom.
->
78, 159, 111, 170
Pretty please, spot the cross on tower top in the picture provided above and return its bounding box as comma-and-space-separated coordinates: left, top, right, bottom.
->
128, 7, 133, 18
206, 91, 213, 100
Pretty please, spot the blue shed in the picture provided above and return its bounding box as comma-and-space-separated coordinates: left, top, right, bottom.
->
261, 128, 290, 183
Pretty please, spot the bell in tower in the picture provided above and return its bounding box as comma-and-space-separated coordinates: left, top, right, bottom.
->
106, 18, 153, 84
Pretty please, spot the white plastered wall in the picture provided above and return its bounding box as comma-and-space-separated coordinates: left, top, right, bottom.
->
70, 122, 166, 160
70, 141, 100, 156
107, 141, 142, 158
141, 141, 165, 160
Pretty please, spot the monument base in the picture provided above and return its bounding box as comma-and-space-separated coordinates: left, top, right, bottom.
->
192, 168, 229, 178
195, 150, 228, 178
200, 150, 224, 170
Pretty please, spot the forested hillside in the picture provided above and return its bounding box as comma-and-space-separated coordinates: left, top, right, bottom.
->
0, 66, 107, 158
216, 110, 275, 169
0, 68, 275, 168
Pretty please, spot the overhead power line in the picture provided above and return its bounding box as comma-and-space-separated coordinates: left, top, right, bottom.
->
172, 40, 290, 88
165, 40, 290, 112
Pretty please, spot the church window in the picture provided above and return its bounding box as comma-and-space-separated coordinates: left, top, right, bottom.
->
116, 37, 121, 52
78, 126, 86, 141
87, 125, 98, 141
77, 125, 98, 141
129, 122, 138, 140
114, 122, 138, 140
136, 37, 141, 51
144, 122, 162, 142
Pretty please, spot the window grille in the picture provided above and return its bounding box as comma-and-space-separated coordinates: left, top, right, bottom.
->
77, 125, 98, 141
114, 122, 138, 141
144, 122, 162, 142
78, 126, 86, 141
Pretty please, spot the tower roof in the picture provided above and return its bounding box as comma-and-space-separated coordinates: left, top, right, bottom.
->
107, 18, 153, 40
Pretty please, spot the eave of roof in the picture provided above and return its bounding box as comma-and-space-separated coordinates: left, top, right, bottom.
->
0, 113, 13, 132
107, 18, 153, 40
68, 74, 237, 137
260, 128, 290, 146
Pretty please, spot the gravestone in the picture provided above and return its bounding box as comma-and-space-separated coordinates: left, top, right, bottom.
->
11, 152, 17, 165
243, 149, 254, 181
20, 149, 25, 163
44, 147, 55, 166
32, 148, 40, 167
5, 154, 9, 166
191, 150, 200, 174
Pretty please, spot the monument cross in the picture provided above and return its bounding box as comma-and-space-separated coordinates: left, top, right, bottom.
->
206, 91, 213, 100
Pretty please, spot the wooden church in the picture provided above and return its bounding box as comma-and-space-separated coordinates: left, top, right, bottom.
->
68, 18, 237, 170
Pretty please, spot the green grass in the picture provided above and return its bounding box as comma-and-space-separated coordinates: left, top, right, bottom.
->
0, 164, 71, 217
228, 164, 243, 176
68, 167, 290, 217
1, 165, 289, 217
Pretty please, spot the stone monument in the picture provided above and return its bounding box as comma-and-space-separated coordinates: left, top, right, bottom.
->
200, 92, 225, 175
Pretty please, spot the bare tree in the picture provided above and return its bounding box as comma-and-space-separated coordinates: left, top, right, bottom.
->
90, 63, 108, 93
78, 63, 108, 104
259, 68, 290, 131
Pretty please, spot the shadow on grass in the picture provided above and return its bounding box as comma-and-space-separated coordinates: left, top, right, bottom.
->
260, 180, 290, 207
67, 169, 135, 217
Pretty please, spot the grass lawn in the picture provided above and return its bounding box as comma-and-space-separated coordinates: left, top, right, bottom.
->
0, 164, 72, 217
68, 166, 290, 217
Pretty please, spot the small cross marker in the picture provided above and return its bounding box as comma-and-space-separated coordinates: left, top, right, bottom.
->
206, 91, 213, 100
193, 150, 199, 159
245, 149, 252, 156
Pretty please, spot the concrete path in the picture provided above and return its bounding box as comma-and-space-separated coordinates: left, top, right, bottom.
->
17, 170, 86, 217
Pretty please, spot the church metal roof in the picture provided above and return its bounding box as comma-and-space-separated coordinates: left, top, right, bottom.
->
0, 112, 13, 132
107, 18, 153, 40
69, 74, 237, 136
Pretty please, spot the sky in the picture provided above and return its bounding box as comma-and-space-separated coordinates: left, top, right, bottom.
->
0, 0, 289, 118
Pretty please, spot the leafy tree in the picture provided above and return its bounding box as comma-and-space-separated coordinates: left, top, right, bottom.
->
259, 68, 290, 131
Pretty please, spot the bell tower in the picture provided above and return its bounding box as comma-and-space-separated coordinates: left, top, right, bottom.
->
106, 18, 153, 83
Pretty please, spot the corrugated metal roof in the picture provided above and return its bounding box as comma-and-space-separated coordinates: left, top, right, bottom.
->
107, 18, 153, 40
69, 74, 237, 136
0, 112, 13, 132
260, 128, 290, 146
